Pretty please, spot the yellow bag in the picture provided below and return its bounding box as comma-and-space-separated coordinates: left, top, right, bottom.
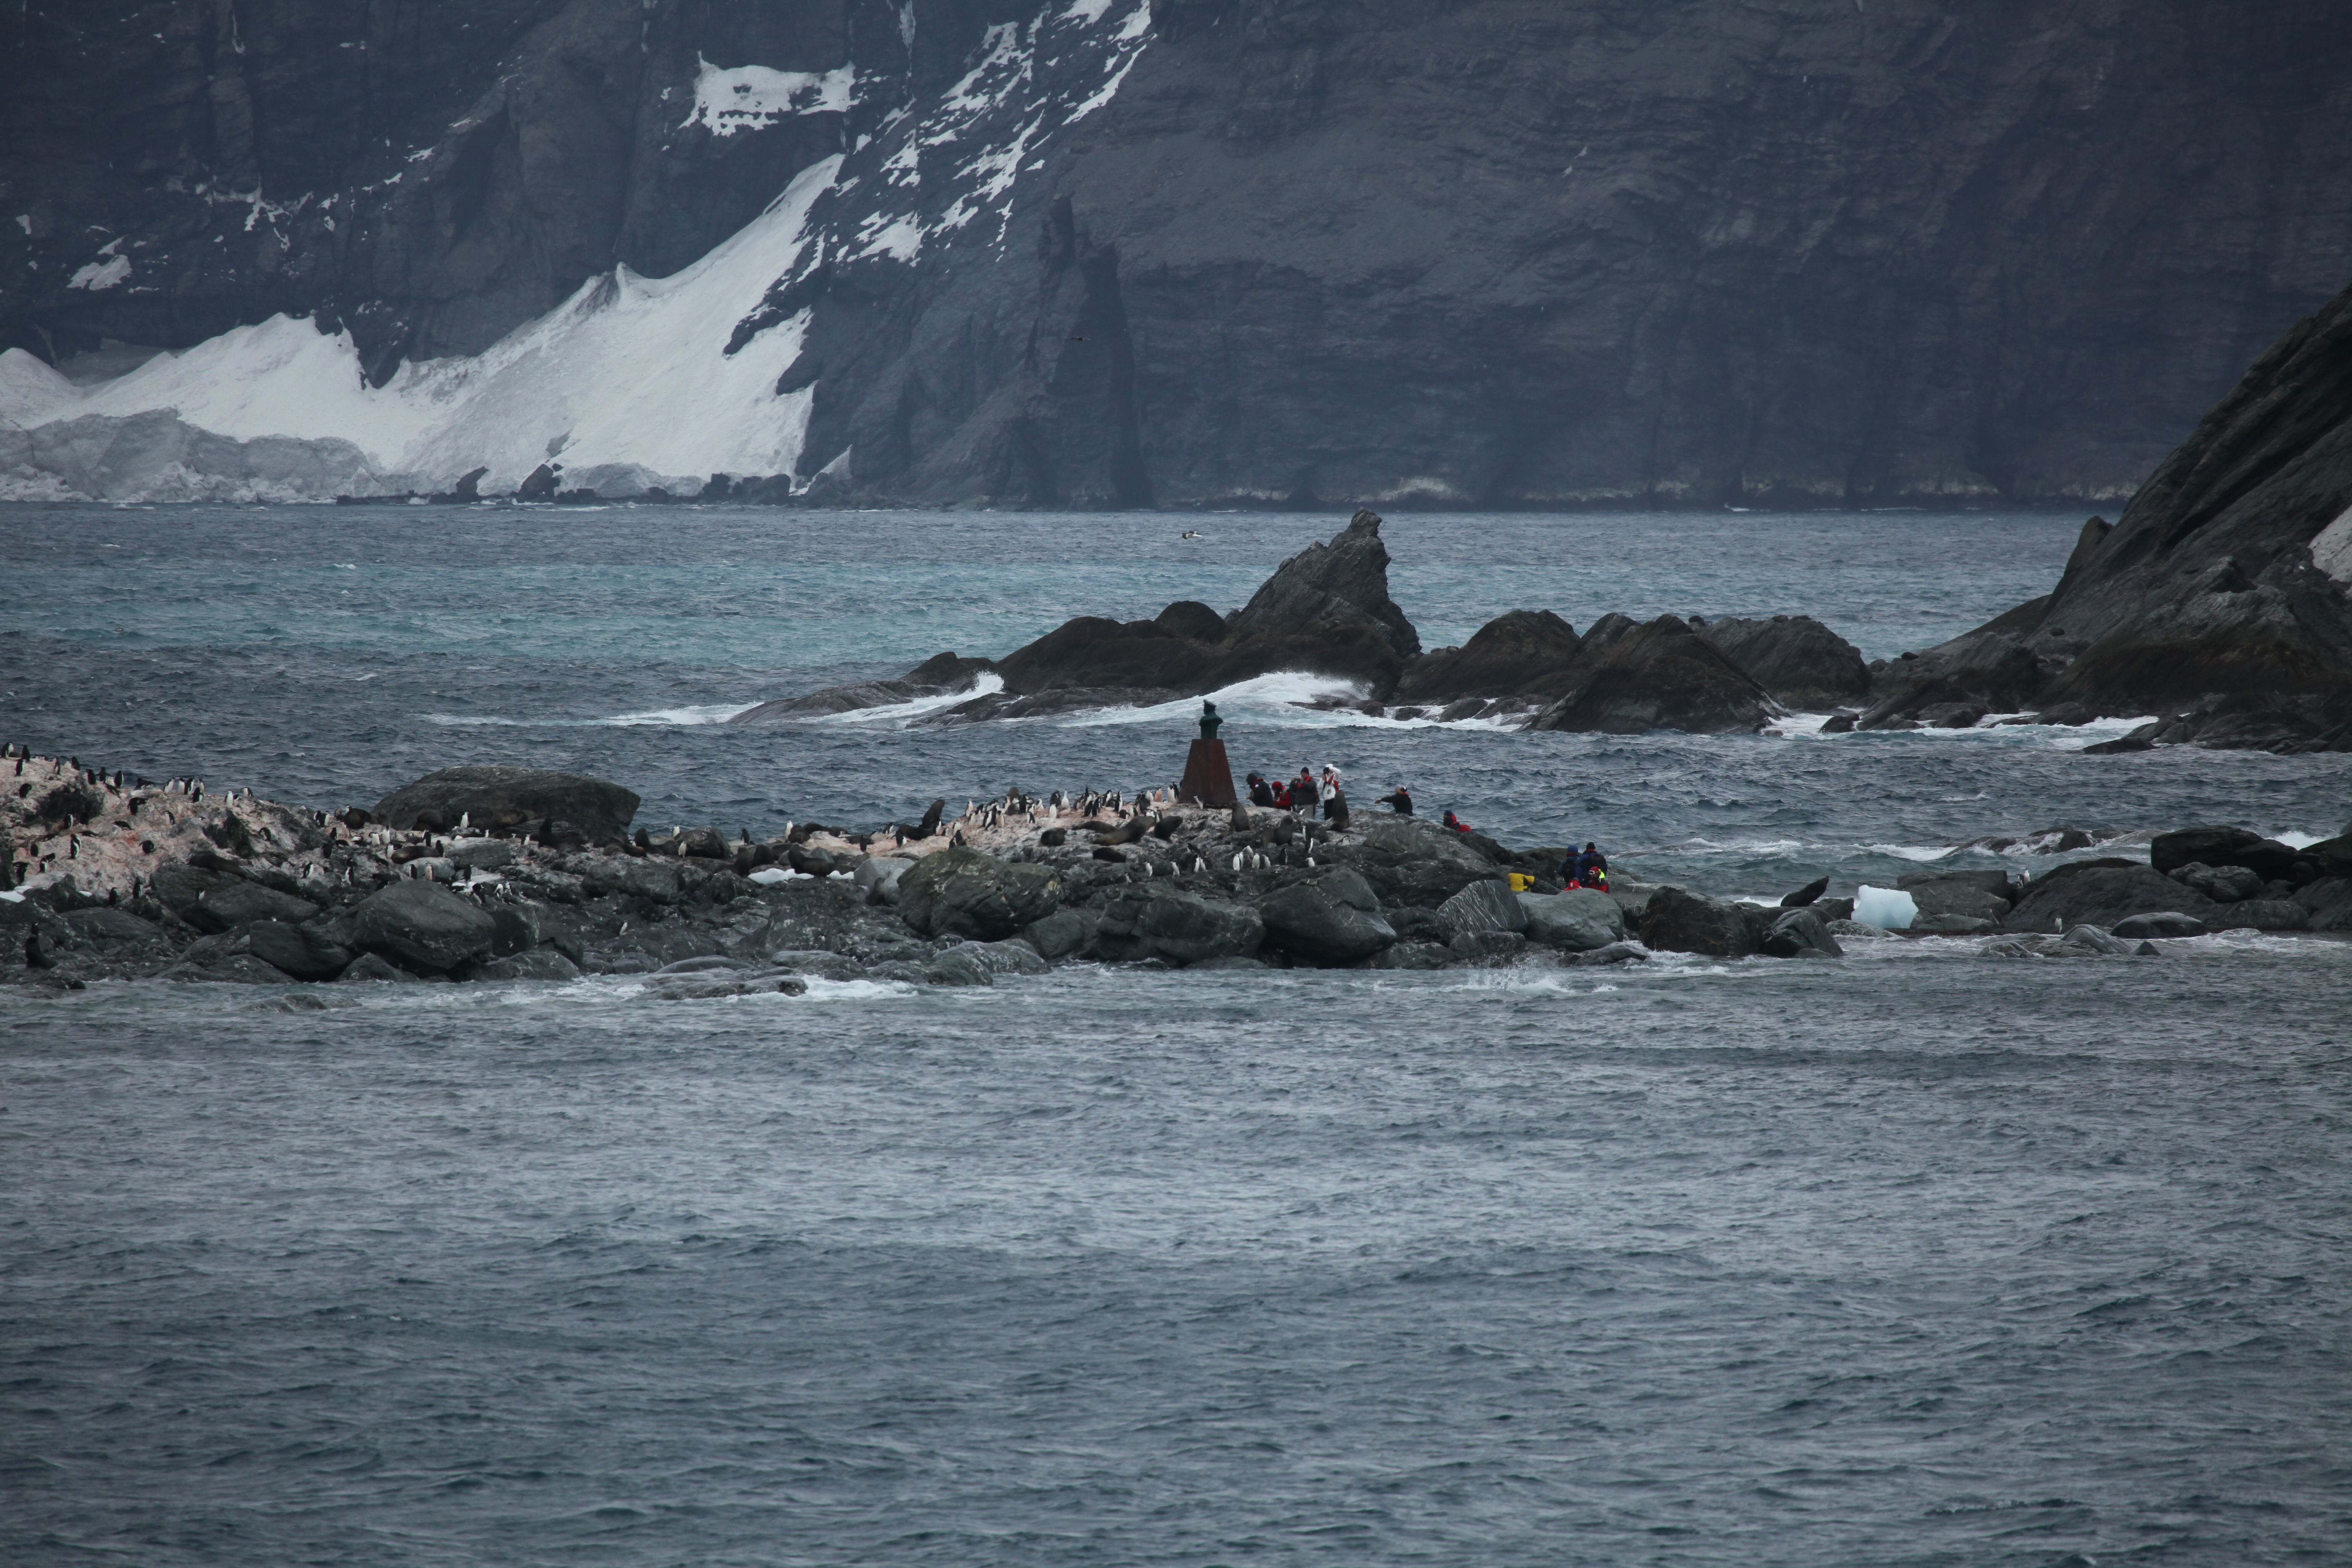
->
1508, 872, 1535, 893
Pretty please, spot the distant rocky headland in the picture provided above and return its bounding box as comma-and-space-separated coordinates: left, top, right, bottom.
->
711, 278, 2352, 754
6, 745, 2349, 995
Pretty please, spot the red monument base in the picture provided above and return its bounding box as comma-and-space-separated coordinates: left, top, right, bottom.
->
1178, 738, 1237, 807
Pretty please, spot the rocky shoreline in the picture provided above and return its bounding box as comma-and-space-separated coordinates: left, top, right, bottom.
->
7, 750, 2347, 996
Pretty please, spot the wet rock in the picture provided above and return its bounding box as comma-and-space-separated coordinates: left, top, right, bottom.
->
645, 969, 810, 999
2214, 899, 2310, 930
446, 838, 517, 872
1224, 509, 1421, 662
351, 879, 498, 972
1568, 940, 1652, 966
163, 952, 296, 984
2061, 923, 2136, 955
1257, 869, 1398, 964
243, 918, 351, 980
374, 766, 640, 840
896, 847, 1063, 941
2003, 865, 2219, 932
2151, 826, 2305, 879
1779, 876, 1829, 908
1436, 879, 1526, 940
1894, 871, 2014, 924
61, 906, 170, 949
1021, 908, 1100, 961
2167, 861, 2263, 903
921, 945, 998, 987
1911, 913, 1999, 934
1517, 889, 1622, 951
1825, 918, 1893, 937
920, 686, 1189, 726
1526, 616, 1779, 735
1393, 609, 1582, 702
1761, 907, 1843, 957
337, 952, 417, 983
1447, 929, 1528, 961
1697, 616, 1871, 709
2082, 729, 2158, 754
2112, 910, 2207, 939
1096, 887, 1263, 965
1368, 941, 1454, 970
1349, 818, 1506, 907
1636, 886, 1761, 958
474, 949, 583, 981
1813, 897, 1855, 922
2292, 876, 2352, 931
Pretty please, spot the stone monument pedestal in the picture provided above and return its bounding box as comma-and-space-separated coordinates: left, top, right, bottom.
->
1178, 738, 1237, 807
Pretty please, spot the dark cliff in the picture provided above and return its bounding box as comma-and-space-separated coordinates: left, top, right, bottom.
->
7, 1, 2352, 507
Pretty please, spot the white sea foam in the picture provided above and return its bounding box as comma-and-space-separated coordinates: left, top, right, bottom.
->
810, 672, 1007, 725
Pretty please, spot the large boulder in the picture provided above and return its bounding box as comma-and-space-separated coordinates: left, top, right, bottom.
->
1696, 615, 1871, 709
351, 879, 498, 971
242, 919, 351, 980
1225, 509, 1421, 662
1895, 871, 2016, 924
1257, 869, 1398, 964
1518, 889, 1623, 950
1095, 887, 1264, 965
1638, 886, 1762, 957
374, 766, 639, 838
2150, 825, 2304, 878
895, 847, 1064, 941
150, 864, 320, 933
2293, 876, 2352, 931
1526, 616, 1780, 734
1394, 610, 1582, 702
1761, 907, 1844, 957
1435, 879, 1525, 939
2002, 865, 2221, 932
2169, 861, 2264, 903
1348, 818, 1506, 908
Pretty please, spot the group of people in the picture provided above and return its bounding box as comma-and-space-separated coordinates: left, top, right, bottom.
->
1246, 765, 1349, 823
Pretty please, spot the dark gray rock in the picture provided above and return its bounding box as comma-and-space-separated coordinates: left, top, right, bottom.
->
2168, 861, 2264, 903
2214, 899, 2311, 931
895, 848, 1063, 941
1349, 819, 1506, 908
473, 949, 584, 982
2112, 911, 2208, 939
2004, 867, 2221, 932
1021, 908, 1100, 961
2151, 827, 2306, 878
1447, 930, 1529, 962
351, 880, 498, 972
1096, 887, 1263, 965
374, 766, 639, 839
1225, 509, 1421, 662
1697, 616, 1871, 709
182, 879, 322, 936
2060, 923, 2136, 956
2293, 876, 2352, 931
1911, 914, 1999, 934
1761, 907, 1843, 958
1394, 610, 1582, 703
243, 918, 351, 980
61, 906, 170, 949
1568, 941, 1652, 967
1368, 942, 1454, 970
920, 946, 997, 987
1517, 890, 1622, 951
1894, 872, 2015, 924
1527, 616, 1779, 735
1637, 886, 1762, 958
1436, 879, 1526, 940
336, 952, 416, 983
1257, 869, 1398, 965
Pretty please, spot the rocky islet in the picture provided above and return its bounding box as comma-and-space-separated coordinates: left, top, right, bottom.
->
7, 741, 2346, 996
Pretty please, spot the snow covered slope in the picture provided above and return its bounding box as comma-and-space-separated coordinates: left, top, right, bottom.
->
0, 0, 1155, 501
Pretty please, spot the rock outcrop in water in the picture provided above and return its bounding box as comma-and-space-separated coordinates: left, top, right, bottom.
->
749, 510, 1832, 734
9, 746, 2347, 993
1864, 276, 2352, 750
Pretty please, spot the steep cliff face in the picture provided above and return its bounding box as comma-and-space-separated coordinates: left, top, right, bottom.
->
5, 1, 2352, 505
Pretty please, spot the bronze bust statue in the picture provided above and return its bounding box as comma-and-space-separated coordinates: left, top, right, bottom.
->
1199, 701, 1222, 740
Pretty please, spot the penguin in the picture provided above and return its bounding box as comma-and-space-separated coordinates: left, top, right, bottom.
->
952, 828, 966, 847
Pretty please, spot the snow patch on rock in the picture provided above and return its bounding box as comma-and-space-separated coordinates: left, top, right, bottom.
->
685, 57, 854, 137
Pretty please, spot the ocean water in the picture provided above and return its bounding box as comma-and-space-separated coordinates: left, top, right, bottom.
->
3, 503, 2349, 1566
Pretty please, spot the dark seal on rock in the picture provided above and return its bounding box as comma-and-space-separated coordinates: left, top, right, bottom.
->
374, 766, 640, 841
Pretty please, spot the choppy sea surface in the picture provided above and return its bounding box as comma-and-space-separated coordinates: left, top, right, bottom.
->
3, 503, 2348, 1566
